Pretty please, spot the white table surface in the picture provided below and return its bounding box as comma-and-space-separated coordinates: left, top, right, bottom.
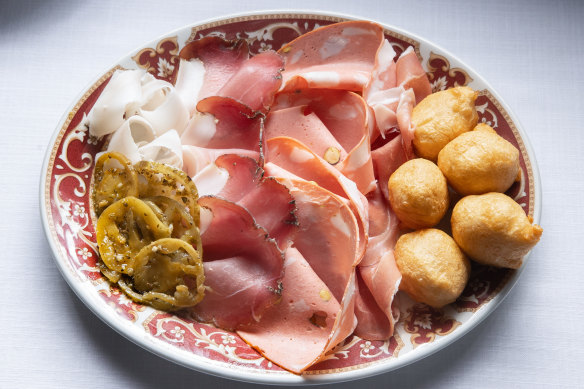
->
1, 0, 582, 387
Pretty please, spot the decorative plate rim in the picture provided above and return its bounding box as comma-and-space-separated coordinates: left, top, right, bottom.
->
39, 9, 542, 386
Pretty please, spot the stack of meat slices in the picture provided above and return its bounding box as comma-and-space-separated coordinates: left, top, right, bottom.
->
174, 21, 432, 374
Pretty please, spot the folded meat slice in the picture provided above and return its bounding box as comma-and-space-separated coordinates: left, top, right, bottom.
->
371, 134, 408, 202
180, 96, 262, 151
180, 37, 249, 101
396, 88, 416, 159
216, 50, 284, 112
180, 36, 284, 113
211, 154, 297, 249
182, 144, 259, 177
355, 187, 402, 340
190, 196, 285, 330
238, 178, 360, 373
270, 89, 375, 194
395, 46, 432, 104
265, 136, 368, 261
278, 21, 384, 92
237, 248, 343, 374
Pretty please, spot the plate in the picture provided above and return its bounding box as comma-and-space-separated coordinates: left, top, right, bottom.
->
40, 10, 541, 385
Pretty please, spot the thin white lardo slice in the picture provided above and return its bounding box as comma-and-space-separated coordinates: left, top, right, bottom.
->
180, 112, 217, 147
138, 74, 189, 137
88, 69, 143, 137
174, 59, 206, 115
192, 163, 229, 197
138, 129, 183, 169
106, 116, 156, 163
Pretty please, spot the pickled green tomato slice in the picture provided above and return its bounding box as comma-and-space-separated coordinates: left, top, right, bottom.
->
96, 196, 170, 275
134, 160, 200, 226
92, 152, 139, 216
119, 238, 205, 310
143, 196, 203, 254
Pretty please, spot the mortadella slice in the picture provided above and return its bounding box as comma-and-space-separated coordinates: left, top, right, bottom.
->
237, 248, 343, 374
191, 196, 285, 330
266, 136, 368, 261
278, 21, 385, 92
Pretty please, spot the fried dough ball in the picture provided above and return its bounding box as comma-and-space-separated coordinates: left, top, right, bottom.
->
388, 158, 449, 229
437, 124, 520, 195
395, 229, 471, 308
412, 86, 479, 161
451, 193, 543, 269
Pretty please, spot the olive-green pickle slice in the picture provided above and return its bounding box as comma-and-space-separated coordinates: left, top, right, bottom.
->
92, 152, 139, 216
134, 160, 200, 226
118, 238, 205, 310
96, 196, 170, 275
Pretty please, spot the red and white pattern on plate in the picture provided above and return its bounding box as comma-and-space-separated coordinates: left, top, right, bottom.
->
44, 14, 535, 375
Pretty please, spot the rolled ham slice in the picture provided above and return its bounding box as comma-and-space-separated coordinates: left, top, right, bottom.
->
191, 196, 285, 330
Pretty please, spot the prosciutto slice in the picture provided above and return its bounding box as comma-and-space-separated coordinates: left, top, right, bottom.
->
355, 188, 401, 339
395, 46, 432, 104
181, 96, 262, 151
205, 154, 297, 249
180, 37, 249, 101
191, 196, 285, 330
371, 134, 408, 202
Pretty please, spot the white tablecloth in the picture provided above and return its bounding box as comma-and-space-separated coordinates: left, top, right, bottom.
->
1, 0, 582, 387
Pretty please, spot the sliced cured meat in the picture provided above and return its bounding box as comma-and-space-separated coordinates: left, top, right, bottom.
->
266, 137, 368, 261
371, 134, 408, 202
217, 50, 284, 112
278, 21, 384, 92
182, 144, 259, 177
265, 105, 348, 162
212, 154, 297, 249
363, 40, 397, 101
396, 88, 416, 159
180, 37, 249, 101
185, 96, 262, 150
277, 178, 358, 300
237, 248, 342, 374
270, 89, 375, 194
395, 46, 432, 104
355, 188, 401, 339
190, 196, 284, 330
354, 271, 391, 340
174, 58, 205, 115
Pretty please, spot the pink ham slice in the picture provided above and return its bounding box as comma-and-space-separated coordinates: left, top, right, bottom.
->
211, 154, 297, 250
237, 179, 360, 373
395, 46, 432, 104
216, 50, 284, 112
191, 196, 285, 330
180, 36, 284, 112
371, 134, 408, 202
180, 37, 249, 101
237, 248, 344, 374
354, 187, 402, 340
278, 21, 385, 92
191, 96, 262, 151
269, 89, 375, 194
396, 88, 416, 159
265, 136, 368, 262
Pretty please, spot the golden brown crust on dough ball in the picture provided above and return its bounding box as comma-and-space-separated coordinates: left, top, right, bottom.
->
451, 192, 543, 269
437, 123, 520, 196
395, 229, 471, 308
412, 86, 479, 161
388, 158, 449, 229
